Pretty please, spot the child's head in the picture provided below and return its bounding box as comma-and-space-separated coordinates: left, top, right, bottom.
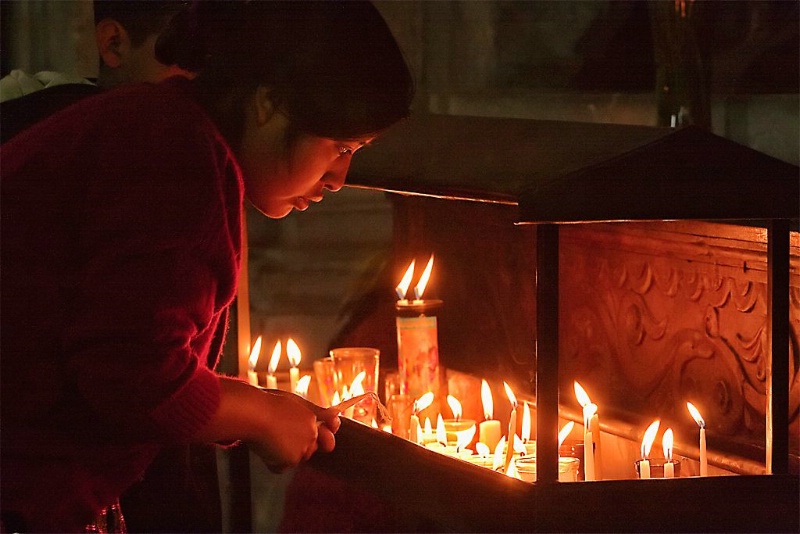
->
195, 1, 415, 218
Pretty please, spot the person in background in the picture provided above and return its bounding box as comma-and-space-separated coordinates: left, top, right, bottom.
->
0, 1, 415, 532
1, 0, 199, 143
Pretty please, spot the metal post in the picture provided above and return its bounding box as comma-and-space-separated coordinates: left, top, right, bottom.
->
766, 219, 790, 475
536, 224, 560, 483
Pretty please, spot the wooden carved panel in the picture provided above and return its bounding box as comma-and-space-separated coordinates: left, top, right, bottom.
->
559, 221, 799, 463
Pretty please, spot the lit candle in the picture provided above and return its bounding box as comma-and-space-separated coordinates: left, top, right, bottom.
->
295, 375, 311, 398
479, 379, 502, 451
639, 419, 661, 479
558, 421, 575, 449
409, 392, 434, 444
422, 417, 434, 444
574, 381, 603, 480
247, 336, 262, 386
395, 260, 415, 305
266, 340, 281, 389
503, 382, 517, 474
492, 436, 506, 471
287, 338, 301, 394
436, 413, 447, 446
412, 255, 434, 305
687, 402, 707, 476
663, 428, 675, 478
520, 402, 536, 456
583, 404, 597, 481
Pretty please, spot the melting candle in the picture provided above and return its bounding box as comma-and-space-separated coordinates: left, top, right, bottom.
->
574, 381, 603, 480
409, 392, 434, 444
503, 382, 517, 474
478, 380, 502, 451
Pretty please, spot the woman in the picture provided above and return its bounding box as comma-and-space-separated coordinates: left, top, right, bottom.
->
0, 1, 414, 531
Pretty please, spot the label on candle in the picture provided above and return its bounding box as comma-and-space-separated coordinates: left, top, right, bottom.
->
396, 315, 440, 401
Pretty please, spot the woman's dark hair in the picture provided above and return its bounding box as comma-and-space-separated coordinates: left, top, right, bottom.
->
194, 0, 415, 145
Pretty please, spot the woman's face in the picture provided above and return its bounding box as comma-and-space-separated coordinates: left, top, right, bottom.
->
237, 88, 373, 219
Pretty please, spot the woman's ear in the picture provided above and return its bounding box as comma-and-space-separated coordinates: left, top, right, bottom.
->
95, 19, 131, 69
253, 86, 276, 126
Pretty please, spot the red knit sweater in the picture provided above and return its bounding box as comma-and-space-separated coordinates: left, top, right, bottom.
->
0, 77, 243, 532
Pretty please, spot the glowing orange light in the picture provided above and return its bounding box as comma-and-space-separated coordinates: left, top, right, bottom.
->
413, 254, 434, 300
287, 338, 301, 367
641, 419, 660, 459
447, 395, 463, 421
295, 375, 311, 397
521, 403, 531, 442
663, 428, 674, 461
481, 379, 494, 420
413, 392, 434, 414
574, 381, 591, 407
436, 414, 447, 445
503, 381, 517, 408
267, 340, 281, 375
248, 336, 262, 370
395, 260, 415, 300
476, 442, 490, 457
686, 402, 705, 428
558, 421, 575, 448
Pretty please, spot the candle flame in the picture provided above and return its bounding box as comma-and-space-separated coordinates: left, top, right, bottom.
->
424, 417, 432, 435
503, 381, 517, 408
521, 403, 531, 442
342, 384, 350, 401
413, 254, 434, 300
395, 260, 415, 300
371, 418, 379, 428
493, 436, 506, 471
506, 457, 521, 480
476, 442, 490, 457
436, 414, 447, 445
332, 390, 341, 406
686, 402, 705, 428
382, 423, 393, 433
663, 427, 674, 461
447, 395, 462, 421
512, 434, 527, 455
287, 338, 301, 367
574, 381, 591, 407
268, 340, 281, 374
350, 371, 366, 397
295, 374, 311, 397
481, 379, 494, 420
455, 425, 476, 452
413, 392, 434, 414
641, 419, 660, 459
558, 421, 575, 448
248, 336, 262, 370
584, 403, 598, 429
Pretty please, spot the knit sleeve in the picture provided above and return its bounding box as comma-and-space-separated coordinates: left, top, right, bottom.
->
63, 90, 242, 443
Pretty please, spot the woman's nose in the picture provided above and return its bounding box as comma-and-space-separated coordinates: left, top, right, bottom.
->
323, 159, 350, 192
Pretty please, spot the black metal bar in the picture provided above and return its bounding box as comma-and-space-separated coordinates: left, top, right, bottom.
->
536, 224, 559, 484
767, 219, 790, 475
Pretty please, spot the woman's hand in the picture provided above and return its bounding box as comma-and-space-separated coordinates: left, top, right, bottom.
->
194, 377, 341, 473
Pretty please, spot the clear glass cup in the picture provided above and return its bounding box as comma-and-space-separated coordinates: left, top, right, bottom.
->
330, 347, 380, 424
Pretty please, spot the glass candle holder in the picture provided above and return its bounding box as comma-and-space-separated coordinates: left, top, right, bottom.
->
513, 456, 582, 483
635, 458, 682, 479
330, 347, 380, 424
396, 300, 443, 412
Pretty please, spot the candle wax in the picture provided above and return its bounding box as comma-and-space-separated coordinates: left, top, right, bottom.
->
247, 369, 259, 387
479, 420, 502, 452
664, 461, 675, 478
266, 374, 278, 390
410, 414, 420, 443
503, 408, 517, 473
590, 413, 602, 480
584, 430, 596, 481
699, 427, 707, 476
639, 459, 651, 479
290, 367, 299, 394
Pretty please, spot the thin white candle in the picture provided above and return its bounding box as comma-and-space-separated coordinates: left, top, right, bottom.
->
583, 404, 597, 481
503, 382, 517, 474
409, 392, 434, 444
687, 402, 707, 476
574, 381, 603, 480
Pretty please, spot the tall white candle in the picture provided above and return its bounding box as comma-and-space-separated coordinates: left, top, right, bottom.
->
583, 403, 598, 481
687, 402, 708, 476
502, 382, 517, 474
